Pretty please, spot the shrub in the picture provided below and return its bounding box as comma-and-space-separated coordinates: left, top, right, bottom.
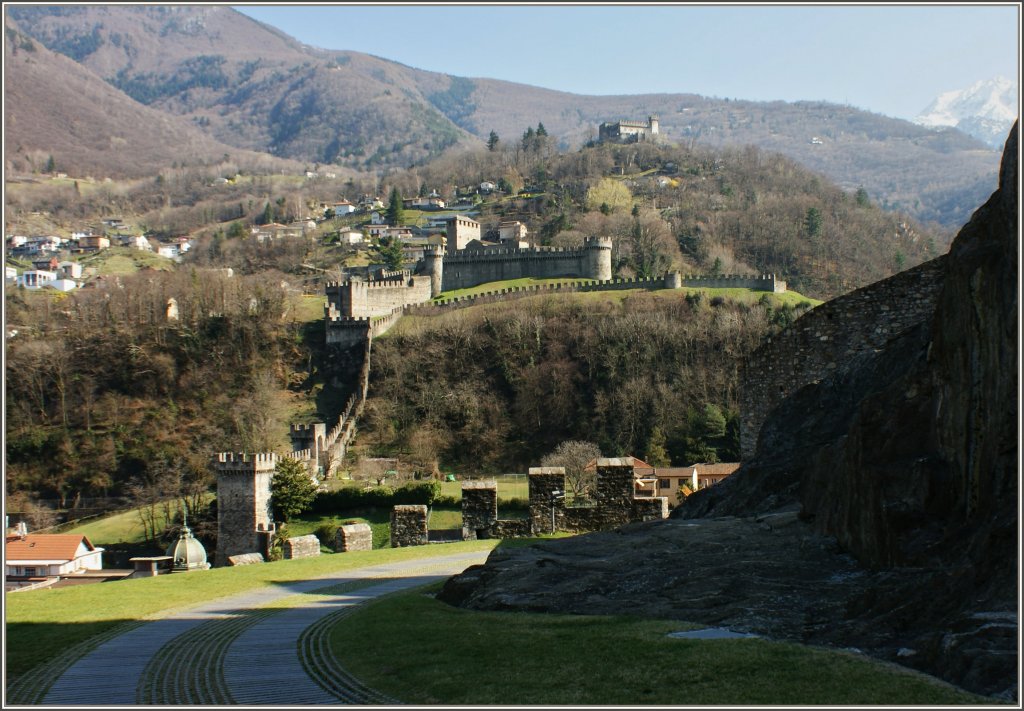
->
314, 522, 339, 550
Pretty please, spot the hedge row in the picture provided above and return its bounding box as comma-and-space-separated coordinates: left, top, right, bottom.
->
309, 483, 530, 514
310, 481, 442, 514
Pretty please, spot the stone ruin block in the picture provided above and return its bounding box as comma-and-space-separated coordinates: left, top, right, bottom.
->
461, 480, 498, 540
335, 523, 373, 552
391, 504, 429, 547
227, 552, 265, 566
528, 467, 567, 534
595, 458, 636, 528
282, 534, 321, 560
633, 496, 669, 521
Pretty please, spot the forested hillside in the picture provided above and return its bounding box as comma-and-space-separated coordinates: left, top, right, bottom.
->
4, 269, 327, 516
363, 291, 811, 474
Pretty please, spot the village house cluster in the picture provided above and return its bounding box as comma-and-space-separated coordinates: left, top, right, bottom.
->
6, 217, 192, 293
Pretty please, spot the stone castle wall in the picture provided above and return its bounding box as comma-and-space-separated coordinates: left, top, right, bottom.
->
440, 243, 609, 292
739, 256, 947, 460
326, 274, 432, 320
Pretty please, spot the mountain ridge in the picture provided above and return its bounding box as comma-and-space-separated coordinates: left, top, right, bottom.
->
5, 4, 1005, 228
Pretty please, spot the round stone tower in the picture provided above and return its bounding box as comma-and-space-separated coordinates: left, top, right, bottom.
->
423, 245, 445, 297
585, 236, 613, 281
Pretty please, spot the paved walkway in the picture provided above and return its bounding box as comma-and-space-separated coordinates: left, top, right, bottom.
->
39, 550, 489, 706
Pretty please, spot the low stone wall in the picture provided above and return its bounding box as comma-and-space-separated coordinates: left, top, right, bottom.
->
283, 534, 321, 560
391, 505, 429, 547
335, 523, 373, 552
490, 519, 531, 538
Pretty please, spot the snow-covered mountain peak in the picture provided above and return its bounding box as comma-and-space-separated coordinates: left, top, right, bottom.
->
914, 77, 1018, 148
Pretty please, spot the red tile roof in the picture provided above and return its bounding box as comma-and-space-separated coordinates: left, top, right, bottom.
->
5, 534, 97, 562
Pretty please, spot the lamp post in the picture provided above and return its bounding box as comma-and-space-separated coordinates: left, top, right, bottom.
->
549, 490, 564, 534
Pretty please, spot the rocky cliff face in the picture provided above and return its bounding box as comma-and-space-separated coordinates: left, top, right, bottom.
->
438, 123, 1018, 700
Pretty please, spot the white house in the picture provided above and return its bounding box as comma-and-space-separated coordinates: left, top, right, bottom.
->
498, 221, 530, 247
157, 245, 180, 260
5, 533, 104, 579
370, 211, 386, 225
479, 181, 496, 193
58, 261, 83, 279
129, 235, 153, 251
48, 279, 78, 292
6, 266, 18, 283
16, 270, 57, 289
338, 229, 365, 245
331, 201, 356, 215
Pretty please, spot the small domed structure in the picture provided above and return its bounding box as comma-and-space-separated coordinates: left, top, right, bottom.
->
166, 522, 210, 573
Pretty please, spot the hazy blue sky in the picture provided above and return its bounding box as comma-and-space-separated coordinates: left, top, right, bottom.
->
232, 3, 1020, 121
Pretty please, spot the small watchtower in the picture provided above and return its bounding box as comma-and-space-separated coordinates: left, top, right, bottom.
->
212, 452, 278, 566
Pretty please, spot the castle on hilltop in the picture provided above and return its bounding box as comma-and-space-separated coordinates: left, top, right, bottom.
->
326, 236, 614, 322
598, 116, 660, 143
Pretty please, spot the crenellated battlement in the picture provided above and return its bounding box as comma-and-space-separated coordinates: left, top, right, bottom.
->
213, 452, 279, 469
443, 246, 591, 263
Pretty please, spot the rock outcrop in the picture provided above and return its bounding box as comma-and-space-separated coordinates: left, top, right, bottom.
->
438, 122, 1018, 700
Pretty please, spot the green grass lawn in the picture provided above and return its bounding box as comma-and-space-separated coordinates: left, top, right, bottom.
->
330, 586, 988, 705
4, 540, 499, 686
426, 279, 821, 310
435, 277, 597, 301
292, 294, 327, 322
79, 247, 175, 276
438, 474, 529, 502
55, 508, 152, 545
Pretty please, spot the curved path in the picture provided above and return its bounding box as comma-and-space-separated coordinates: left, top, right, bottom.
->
39, 550, 489, 706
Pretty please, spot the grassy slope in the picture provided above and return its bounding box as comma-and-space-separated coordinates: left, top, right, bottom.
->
331, 585, 987, 705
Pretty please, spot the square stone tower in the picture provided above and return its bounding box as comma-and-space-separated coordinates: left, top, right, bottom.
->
213, 452, 278, 566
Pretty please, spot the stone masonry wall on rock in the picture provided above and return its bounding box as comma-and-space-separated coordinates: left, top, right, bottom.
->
282, 534, 321, 560
334, 523, 373, 552
391, 505, 429, 547
739, 257, 947, 460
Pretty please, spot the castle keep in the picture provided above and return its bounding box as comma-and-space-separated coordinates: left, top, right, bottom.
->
599, 116, 660, 143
